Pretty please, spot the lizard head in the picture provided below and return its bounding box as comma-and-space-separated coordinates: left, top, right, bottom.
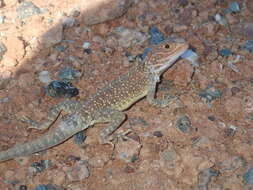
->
144, 41, 189, 75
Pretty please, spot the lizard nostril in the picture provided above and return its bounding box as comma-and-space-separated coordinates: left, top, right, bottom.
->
164, 44, 170, 49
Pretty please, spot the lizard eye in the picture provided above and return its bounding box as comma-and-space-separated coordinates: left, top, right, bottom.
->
164, 44, 170, 49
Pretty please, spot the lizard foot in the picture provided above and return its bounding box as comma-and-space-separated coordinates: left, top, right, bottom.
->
99, 129, 133, 149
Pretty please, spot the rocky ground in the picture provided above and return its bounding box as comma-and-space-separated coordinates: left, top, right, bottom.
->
0, 0, 253, 189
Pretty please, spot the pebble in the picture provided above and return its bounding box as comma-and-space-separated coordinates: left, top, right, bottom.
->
199, 86, 222, 103
113, 26, 148, 48
19, 185, 27, 190
73, 131, 87, 145
30, 160, 50, 173
176, 115, 194, 134
198, 168, 219, 190
214, 13, 228, 26
207, 115, 216, 121
219, 49, 232, 56
153, 131, 163, 137
92, 35, 106, 45
242, 40, 253, 53
66, 161, 89, 181
161, 149, 178, 162
0, 42, 7, 60
58, 66, 81, 81
35, 184, 64, 190
16, 1, 41, 19
61, 16, 75, 28
55, 45, 67, 52
181, 49, 199, 67
243, 167, 253, 185
82, 41, 90, 49
115, 137, 142, 163
227, 2, 240, 13
148, 26, 165, 45
45, 81, 79, 98
39, 71, 51, 84
0, 15, 5, 24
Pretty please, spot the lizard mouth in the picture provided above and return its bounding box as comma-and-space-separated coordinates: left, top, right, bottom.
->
153, 44, 189, 74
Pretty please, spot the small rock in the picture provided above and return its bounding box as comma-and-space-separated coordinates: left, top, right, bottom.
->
199, 86, 222, 103
57, 66, 81, 81
0, 42, 7, 60
243, 167, 253, 185
73, 131, 87, 145
39, 71, 51, 84
219, 49, 232, 56
153, 131, 163, 137
92, 35, 106, 45
45, 81, 79, 98
113, 26, 148, 48
178, 0, 189, 7
242, 40, 253, 53
198, 168, 219, 190
148, 26, 165, 45
115, 137, 142, 163
160, 149, 178, 162
123, 165, 135, 173
224, 125, 237, 137
214, 13, 228, 26
66, 161, 89, 181
61, 16, 75, 28
227, 2, 240, 13
70, 9, 80, 17
55, 45, 67, 52
16, 1, 41, 19
176, 115, 194, 134
0, 97, 9, 103
231, 86, 240, 95
30, 160, 50, 173
82, 41, 90, 49
181, 49, 199, 67
35, 184, 64, 190
207, 115, 216, 121
0, 15, 5, 24
19, 185, 27, 190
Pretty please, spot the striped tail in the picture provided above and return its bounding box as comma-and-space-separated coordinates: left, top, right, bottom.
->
0, 114, 85, 162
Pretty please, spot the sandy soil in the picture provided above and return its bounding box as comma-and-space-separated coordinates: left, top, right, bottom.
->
0, 0, 253, 189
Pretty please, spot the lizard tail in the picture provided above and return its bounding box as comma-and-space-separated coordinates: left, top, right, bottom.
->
0, 114, 85, 162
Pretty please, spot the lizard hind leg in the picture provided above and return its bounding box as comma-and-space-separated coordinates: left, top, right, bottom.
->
21, 100, 81, 131
94, 108, 126, 146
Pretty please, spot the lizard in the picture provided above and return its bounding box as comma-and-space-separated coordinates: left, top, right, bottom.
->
0, 40, 188, 162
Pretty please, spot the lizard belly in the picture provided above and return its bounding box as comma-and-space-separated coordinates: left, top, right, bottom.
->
113, 90, 148, 111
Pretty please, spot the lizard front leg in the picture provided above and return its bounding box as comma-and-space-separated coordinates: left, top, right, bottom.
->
94, 108, 126, 145
146, 80, 175, 108
21, 100, 81, 130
